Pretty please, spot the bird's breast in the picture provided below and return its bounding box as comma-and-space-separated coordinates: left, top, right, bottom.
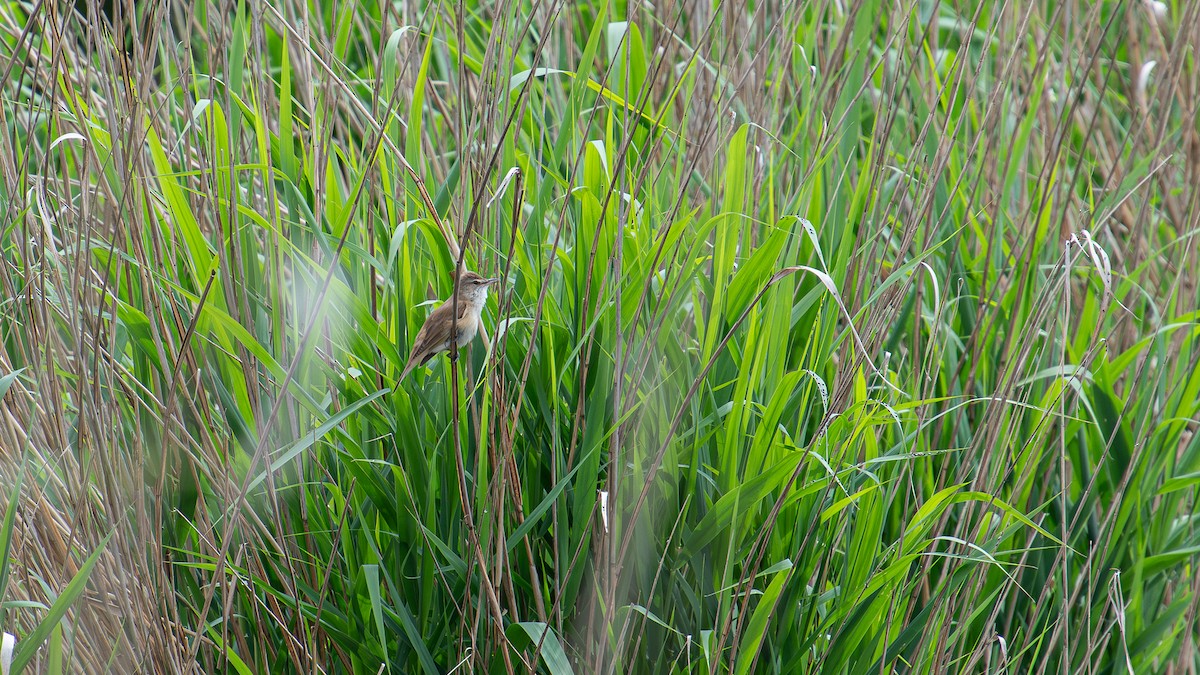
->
454, 311, 481, 346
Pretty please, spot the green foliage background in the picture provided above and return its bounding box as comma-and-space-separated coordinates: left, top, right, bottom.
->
0, 0, 1198, 672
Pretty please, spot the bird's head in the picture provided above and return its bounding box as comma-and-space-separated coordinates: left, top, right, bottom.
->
456, 270, 500, 304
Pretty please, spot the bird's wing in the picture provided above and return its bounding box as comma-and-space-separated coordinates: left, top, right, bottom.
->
412, 303, 454, 357
398, 301, 453, 382
397, 298, 479, 383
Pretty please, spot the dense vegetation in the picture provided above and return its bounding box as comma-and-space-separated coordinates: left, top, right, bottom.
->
1, 0, 1198, 672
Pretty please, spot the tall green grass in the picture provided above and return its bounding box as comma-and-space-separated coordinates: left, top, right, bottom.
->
0, 0, 1198, 672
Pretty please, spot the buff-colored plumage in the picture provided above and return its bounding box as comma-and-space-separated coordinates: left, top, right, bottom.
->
397, 270, 498, 383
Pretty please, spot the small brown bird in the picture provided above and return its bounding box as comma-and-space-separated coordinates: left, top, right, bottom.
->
397, 270, 499, 384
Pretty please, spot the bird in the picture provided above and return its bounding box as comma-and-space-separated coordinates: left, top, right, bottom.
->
396, 269, 499, 384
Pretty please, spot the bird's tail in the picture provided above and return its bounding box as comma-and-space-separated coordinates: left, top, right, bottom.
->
395, 361, 417, 389
395, 353, 430, 389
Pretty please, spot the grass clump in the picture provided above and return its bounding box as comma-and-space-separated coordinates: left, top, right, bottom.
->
0, 0, 1198, 672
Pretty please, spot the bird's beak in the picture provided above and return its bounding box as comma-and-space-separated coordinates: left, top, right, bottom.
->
483, 277, 500, 286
